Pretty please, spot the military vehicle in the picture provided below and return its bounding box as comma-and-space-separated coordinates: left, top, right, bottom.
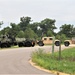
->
17, 38, 35, 47
0, 35, 36, 48
0, 35, 44, 48
0, 35, 17, 48
17, 38, 44, 47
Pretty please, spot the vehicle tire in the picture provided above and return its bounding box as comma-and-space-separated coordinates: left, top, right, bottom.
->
64, 41, 70, 46
25, 41, 32, 47
55, 41, 60, 46
1, 43, 7, 48
38, 41, 44, 46
18, 42, 24, 47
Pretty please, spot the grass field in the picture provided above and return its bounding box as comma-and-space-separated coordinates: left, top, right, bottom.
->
32, 47, 75, 74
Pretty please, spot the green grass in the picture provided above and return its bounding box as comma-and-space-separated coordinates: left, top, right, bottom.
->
31, 48, 75, 74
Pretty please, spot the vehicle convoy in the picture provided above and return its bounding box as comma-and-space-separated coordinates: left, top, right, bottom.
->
0, 35, 74, 48
42, 37, 74, 46
0, 35, 44, 48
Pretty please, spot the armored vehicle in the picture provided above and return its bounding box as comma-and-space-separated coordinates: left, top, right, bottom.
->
0, 35, 36, 48
0, 35, 44, 48
0, 35, 17, 48
17, 38, 35, 47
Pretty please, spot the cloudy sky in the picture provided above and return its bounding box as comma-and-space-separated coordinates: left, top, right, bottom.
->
0, 0, 75, 32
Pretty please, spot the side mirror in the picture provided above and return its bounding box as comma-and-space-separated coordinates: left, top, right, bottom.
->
55, 40, 60, 46
64, 41, 70, 46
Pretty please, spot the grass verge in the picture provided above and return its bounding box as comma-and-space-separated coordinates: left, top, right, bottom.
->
31, 48, 75, 74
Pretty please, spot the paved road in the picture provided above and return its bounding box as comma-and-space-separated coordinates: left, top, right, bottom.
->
0, 45, 72, 75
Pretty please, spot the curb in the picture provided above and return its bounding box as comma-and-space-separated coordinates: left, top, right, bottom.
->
29, 59, 70, 75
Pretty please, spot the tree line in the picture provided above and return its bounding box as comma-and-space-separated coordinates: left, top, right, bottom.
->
0, 16, 75, 41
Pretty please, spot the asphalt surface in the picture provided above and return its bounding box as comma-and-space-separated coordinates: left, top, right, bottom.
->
0, 45, 72, 75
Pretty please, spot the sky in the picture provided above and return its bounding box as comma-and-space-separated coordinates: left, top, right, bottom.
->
0, 0, 75, 32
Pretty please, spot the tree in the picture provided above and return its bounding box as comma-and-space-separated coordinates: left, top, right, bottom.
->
0, 27, 10, 35
16, 31, 25, 38
56, 34, 60, 40
29, 22, 42, 37
29, 22, 39, 33
59, 24, 75, 38
24, 27, 38, 39
56, 34, 67, 43
61, 34, 67, 43
40, 18, 57, 36
47, 30, 53, 36
10, 23, 20, 37
19, 16, 31, 31
72, 28, 75, 37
